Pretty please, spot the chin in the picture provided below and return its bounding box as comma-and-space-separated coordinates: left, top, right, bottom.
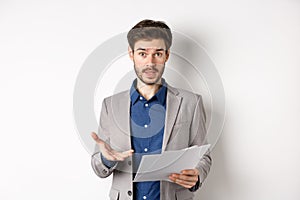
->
145, 82, 157, 85
142, 78, 159, 85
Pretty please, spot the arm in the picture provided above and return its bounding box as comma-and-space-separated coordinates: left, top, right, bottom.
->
91, 150, 118, 178
91, 98, 133, 178
190, 95, 212, 186
169, 95, 212, 190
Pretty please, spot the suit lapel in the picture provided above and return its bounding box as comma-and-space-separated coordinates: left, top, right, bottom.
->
162, 86, 182, 151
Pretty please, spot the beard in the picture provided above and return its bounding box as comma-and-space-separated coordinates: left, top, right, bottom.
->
134, 63, 165, 85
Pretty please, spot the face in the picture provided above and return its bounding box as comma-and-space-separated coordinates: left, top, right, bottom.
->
129, 39, 169, 85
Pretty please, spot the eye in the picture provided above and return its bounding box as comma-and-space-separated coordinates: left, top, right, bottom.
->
154, 52, 162, 57
138, 52, 147, 57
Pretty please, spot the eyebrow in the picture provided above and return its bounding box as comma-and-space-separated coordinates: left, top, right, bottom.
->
135, 48, 165, 51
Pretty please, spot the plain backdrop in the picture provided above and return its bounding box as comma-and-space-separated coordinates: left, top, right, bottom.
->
0, 0, 299, 200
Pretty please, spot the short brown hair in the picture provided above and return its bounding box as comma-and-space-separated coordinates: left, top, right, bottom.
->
127, 19, 172, 50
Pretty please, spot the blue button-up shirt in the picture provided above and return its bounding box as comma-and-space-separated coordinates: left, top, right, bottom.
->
130, 79, 167, 200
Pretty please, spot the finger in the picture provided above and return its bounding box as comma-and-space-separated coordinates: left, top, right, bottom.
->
175, 177, 196, 186
111, 149, 134, 157
120, 149, 134, 157
169, 175, 177, 182
91, 132, 105, 144
101, 151, 118, 161
170, 173, 198, 182
173, 178, 196, 188
102, 147, 133, 161
111, 149, 134, 160
110, 151, 126, 161
175, 182, 195, 188
181, 169, 199, 176
91, 132, 99, 141
169, 176, 196, 188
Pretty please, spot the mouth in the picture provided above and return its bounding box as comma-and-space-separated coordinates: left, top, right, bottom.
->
144, 70, 157, 77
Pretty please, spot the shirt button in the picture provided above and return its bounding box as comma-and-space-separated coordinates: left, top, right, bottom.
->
145, 103, 149, 107
128, 161, 131, 165
144, 124, 148, 128
143, 195, 147, 199
127, 190, 132, 196
144, 148, 148, 152
139, 96, 143, 100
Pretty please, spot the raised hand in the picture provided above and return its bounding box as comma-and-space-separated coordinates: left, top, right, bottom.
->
91, 132, 134, 161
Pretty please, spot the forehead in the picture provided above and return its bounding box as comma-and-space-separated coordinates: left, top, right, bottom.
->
134, 39, 166, 50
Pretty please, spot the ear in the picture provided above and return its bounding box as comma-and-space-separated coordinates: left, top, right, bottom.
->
165, 49, 170, 62
128, 46, 134, 60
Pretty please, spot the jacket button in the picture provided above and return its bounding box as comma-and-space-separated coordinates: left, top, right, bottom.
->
128, 161, 131, 165
102, 169, 108, 174
127, 190, 132, 196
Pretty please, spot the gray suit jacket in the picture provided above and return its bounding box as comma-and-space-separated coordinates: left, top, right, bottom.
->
91, 84, 212, 200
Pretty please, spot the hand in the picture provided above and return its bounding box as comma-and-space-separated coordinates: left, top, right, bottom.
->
91, 132, 134, 161
169, 169, 199, 189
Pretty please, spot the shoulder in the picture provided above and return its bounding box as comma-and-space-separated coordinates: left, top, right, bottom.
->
102, 90, 130, 104
167, 84, 203, 104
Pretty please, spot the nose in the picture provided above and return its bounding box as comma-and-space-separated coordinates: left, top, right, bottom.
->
146, 55, 155, 67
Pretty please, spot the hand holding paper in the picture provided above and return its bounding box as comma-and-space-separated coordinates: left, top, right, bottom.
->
169, 168, 200, 189
133, 144, 211, 182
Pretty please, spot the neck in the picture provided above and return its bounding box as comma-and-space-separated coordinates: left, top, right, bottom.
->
136, 79, 162, 100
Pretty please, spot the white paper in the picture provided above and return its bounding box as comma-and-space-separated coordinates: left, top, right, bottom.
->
133, 144, 211, 182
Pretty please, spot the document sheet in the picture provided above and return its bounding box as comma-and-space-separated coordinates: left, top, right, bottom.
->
133, 144, 211, 182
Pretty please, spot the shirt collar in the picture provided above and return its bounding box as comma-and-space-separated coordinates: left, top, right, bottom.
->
130, 78, 167, 105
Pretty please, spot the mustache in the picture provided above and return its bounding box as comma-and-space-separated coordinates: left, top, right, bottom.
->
142, 67, 159, 73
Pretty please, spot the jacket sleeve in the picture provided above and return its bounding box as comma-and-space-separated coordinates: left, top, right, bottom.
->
189, 95, 212, 188
91, 98, 118, 178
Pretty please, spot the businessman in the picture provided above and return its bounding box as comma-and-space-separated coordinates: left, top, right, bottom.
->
91, 19, 212, 200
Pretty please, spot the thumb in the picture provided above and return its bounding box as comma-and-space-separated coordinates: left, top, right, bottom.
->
91, 132, 104, 144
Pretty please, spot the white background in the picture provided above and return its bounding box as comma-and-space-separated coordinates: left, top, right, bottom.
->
0, 0, 299, 199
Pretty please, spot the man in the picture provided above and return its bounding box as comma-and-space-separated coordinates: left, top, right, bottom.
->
91, 19, 212, 200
